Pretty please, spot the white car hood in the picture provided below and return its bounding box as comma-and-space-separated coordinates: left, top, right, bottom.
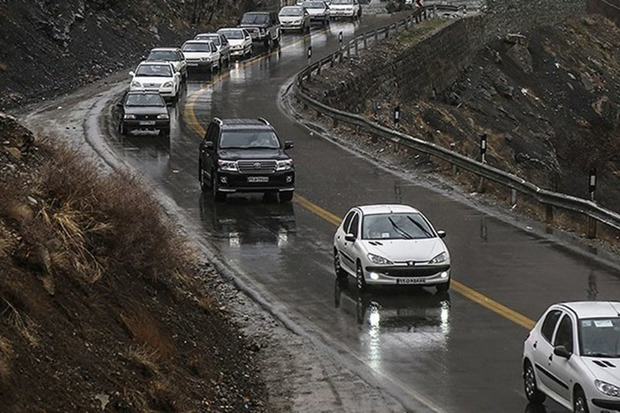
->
331, 4, 354, 9
183, 51, 215, 59
362, 238, 447, 262
227, 39, 246, 47
279, 15, 303, 23
306, 9, 327, 15
132, 75, 172, 84
583, 358, 620, 385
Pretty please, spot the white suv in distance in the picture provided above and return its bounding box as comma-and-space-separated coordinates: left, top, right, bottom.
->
217, 28, 253, 59
181, 40, 221, 73
194, 33, 231, 67
129, 61, 181, 103
523, 301, 620, 413
333, 204, 450, 292
145, 47, 188, 82
329, 0, 361, 20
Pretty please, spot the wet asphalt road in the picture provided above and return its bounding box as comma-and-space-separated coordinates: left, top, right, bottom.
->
106, 13, 620, 413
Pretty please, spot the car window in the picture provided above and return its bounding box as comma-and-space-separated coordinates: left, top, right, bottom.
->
362, 213, 434, 240
135, 64, 172, 77
220, 36, 229, 46
219, 130, 280, 149
349, 213, 360, 238
580, 317, 620, 357
206, 123, 219, 143
280, 7, 303, 16
553, 315, 574, 353
342, 211, 355, 233
541, 310, 563, 343
148, 51, 178, 61
196, 34, 221, 45
182, 42, 212, 52
241, 13, 269, 25
125, 93, 165, 107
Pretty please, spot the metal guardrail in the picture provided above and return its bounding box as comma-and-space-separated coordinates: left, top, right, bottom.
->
292, 6, 620, 235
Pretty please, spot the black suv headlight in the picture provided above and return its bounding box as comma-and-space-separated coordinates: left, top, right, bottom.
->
218, 160, 238, 172
276, 159, 293, 171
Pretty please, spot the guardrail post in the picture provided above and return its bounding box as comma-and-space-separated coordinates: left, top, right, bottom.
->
511, 188, 517, 206
450, 143, 457, 176
588, 168, 597, 239
363, 33, 368, 49
374, 29, 378, 43
433, 5, 437, 18
339, 48, 344, 63
386, 26, 390, 38
346, 42, 351, 59
317, 61, 321, 76
331, 53, 335, 67
355, 38, 359, 56
545, 204, 554, 226
477, 134, 487, 193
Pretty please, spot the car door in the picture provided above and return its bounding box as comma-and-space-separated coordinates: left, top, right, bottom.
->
532, 309, 563, 393
200, 122, 219, 180
219, 35, 230, 60
336, 210, 357, 274
546, 314, 577, 405
342, 212, 361, 274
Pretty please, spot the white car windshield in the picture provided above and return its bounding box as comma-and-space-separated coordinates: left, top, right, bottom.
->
241, 13, 269, 24
219, 30, 243, 40
195, 34, 221, 45
220, 130, 280, 149
331, 0, 353, 4
148, 51, 179, 61
135, 64, 172, 77
280, 7, 304, 16
303, 2, 326, 9
362, 213, 434, 240
580, 318, 620, 357
182, 43, 212, 52
125, 93, 165, 107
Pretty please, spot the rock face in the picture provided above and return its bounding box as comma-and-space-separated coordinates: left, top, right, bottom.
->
0, 0, 270, 110
301, 13, 620, 210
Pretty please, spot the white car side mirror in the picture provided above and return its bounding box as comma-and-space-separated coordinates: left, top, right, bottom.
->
129, 71, 135, 77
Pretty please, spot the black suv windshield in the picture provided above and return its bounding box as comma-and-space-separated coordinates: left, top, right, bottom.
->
241, 13, 269, 25
125, 93, 165, 107
220, 130, 280, 149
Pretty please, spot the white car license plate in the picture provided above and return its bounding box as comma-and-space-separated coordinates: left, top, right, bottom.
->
396, 278, 425, 285
139, 121, 156, 126
247, 176, 269, 183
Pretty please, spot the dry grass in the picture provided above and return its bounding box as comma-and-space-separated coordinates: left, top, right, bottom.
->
0, 335, 14, 382
128, 345, 162, 377
1, 297, 39, 346
120, 311, 174, 361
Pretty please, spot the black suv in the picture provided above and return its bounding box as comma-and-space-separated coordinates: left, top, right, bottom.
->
238, 11, 281, 47
198, 118, 295, 202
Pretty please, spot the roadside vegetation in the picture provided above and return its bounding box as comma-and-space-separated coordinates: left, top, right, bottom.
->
0, 113, 268, 412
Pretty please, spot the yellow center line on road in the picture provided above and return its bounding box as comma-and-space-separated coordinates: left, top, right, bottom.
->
180, 30, 536, 332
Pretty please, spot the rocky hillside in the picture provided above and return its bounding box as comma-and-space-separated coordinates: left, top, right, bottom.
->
0, 112, 270, 412
301, 14, 620, 214
0, 0, 266, 111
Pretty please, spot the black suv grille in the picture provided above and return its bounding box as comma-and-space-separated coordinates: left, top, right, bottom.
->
238, 160, 277, 174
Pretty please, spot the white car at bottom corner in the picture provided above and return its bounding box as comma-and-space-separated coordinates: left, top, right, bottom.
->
129, 61, 181, 103
333, 204, 451, 293
523, 301, 620, 413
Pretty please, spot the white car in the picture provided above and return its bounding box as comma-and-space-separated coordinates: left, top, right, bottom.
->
181, 40, 221, 72
128, 61, 181, 103
194, 33, 231, 67
333, 204, 451, 292
217, 28, 253, 59
301, 1, 331, 25
523, 301, 620, 413
329, 0, 361, 20
145, 47, 187, 81
278, 6, 311, 33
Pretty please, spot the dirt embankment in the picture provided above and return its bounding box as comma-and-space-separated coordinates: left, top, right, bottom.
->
301, 14, 620, 214
0, 0, 260, 111
0, 112, 270, 412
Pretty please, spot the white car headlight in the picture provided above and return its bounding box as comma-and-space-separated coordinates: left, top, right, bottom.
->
596, 380, 620, 397
429, 252, 448, 264
276, 159, 293, 171
367, 253, 393, 265
162, 81, 173, 88
201, 57, 211, 62
131, 81, 142, 88
293, 20, 302, 24
157, 114, 169, 120
123, 114, 136, 119
218, 160, 238, 172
